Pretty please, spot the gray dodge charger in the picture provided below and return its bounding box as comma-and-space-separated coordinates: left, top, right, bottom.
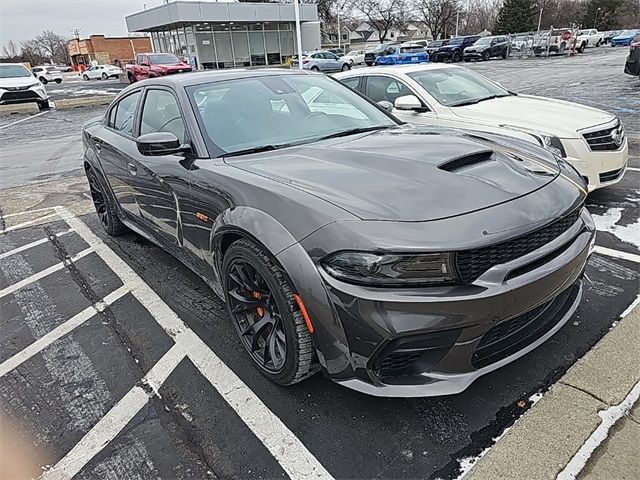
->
82, 69, 595, 397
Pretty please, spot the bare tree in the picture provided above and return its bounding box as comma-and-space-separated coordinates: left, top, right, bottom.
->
355, 0, 407, 42
415, 0, 459, 39
34, 30, 71, 64
1, 40, 21, 60
20, 40, 47, 66
459, 0, 500, 34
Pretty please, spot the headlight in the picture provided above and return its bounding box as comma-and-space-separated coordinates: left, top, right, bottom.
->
322, 251, 458, 287
540, 135, 566, 157
28, 82, 41, 88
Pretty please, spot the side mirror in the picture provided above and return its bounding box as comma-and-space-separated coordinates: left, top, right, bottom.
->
394, 95, 427, 112
377, 100, 394, 112
136, 132, 188, 156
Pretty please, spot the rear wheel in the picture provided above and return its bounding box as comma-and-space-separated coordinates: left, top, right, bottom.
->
85, 166, 128, 236
101, 72, 108, 80
452, 51, 461, 62
128, 72, 136, 83
39, 77, 48, 84
223, 239, 315, 386
54, 78, 62, 83
482, 50, 490, 61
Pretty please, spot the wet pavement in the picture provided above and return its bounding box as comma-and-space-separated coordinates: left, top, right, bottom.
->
0, 47, 638, 479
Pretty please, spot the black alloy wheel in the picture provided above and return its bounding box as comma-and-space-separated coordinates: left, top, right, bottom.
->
223, 239, 315, 385
83, 74, 89, 81
86, 167, 127, 236
452, 51, 461, 62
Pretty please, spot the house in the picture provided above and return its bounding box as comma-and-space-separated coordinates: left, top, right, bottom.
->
322, 21, 431, 50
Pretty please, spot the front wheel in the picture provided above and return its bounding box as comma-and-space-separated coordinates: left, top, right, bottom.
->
128, 72, 136, 83
310, 66, 319, 71
452, 51, 461, 62
37, 100, 49, 111
223, 239, 315, 385
341, 63, 350, 71
101, 72, 108, 80
39, 77, 48, 84
82, 74, 89, 81
85, 166, 128, 236
482, 51, 490, 61
55, 78, 62, 84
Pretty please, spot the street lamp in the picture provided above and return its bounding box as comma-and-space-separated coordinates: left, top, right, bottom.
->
337, 9, 342, 51
593, 7, 602, 29
294, 0, 303, 69
537, 7, 544, 34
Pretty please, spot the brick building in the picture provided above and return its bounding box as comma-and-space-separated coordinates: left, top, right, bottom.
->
67, 35, 152, 68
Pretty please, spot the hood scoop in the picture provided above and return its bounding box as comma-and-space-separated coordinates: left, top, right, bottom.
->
438, 150, 495, 172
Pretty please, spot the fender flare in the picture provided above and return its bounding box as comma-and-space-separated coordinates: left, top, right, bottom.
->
208, 207, 354, 376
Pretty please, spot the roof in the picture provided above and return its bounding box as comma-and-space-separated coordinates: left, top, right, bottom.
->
127, 68, 313, 88
333, 63, 457, 78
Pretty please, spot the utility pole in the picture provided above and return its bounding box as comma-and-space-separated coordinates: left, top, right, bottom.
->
455, 12, 459, 37
71, 28, 81, 40
537, 8, 543, 34
337, 10, 341, 51
294, 0, 303, 69
593, 7, 602, 29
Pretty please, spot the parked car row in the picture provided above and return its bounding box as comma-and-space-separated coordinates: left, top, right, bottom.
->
80, 54, 628, 397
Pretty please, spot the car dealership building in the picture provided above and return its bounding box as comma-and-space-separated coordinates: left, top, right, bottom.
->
125, 1, 320, 69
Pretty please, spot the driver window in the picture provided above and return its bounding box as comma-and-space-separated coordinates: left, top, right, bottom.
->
140, 89, 186, 143
366, 76, 412, 103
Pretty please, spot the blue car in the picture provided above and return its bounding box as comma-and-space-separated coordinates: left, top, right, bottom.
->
611, 29, 640, 47
374, 44, 429, 65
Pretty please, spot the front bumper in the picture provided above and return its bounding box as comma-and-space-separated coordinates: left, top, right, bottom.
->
562, 136, 629, 191
463, 51, 486, 60
0, 86, 47, 105
285, 205, 594, 397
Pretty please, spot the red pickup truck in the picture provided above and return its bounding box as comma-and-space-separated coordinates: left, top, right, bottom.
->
126, 52, 192, 83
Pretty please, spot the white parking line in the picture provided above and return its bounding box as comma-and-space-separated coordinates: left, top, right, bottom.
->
41, 343, 186, 480
0, 212, 61, 234
0, 285, 129, 378
0, 110, 49, 130
1, 207, 56, 219
0, 247, 92, 299
627, 167, 640, 172
54, 206, 334, 479
0, 229, 73, 260
593, 245, 640, 264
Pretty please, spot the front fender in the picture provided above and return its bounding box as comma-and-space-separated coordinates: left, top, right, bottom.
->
209, 206, 353, 376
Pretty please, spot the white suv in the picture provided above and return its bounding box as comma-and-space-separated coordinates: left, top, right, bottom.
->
31, 65, 63, 84
0, 63, 49, 110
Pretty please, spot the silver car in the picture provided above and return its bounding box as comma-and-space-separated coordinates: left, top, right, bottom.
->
292, 50, 351, 72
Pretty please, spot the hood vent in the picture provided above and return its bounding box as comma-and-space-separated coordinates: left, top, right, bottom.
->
438, 151, 494, 172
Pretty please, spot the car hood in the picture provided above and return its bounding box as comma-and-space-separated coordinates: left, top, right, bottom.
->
0, 76, 38, 88
450, 94, 615, 138
228, 126, 561, 221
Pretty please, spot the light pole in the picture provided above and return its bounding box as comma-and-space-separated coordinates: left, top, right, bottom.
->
294, 0, 303, 69
537, 8, 544, 34
455, 11, 459, 37
593, 7, 602, 29
337, 10, 341, 51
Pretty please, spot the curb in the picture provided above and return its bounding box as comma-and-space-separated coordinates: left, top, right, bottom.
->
0, 103, 39, 116
55, 96, 113, 110
466, 303, 640, 480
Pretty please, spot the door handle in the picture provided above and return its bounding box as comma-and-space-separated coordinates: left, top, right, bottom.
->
127, 163, 137, 176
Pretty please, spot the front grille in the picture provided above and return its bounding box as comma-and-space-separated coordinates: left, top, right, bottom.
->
599, 167, 625, 183
455, 210, 581, 284
582, 121, 624, 151
5, 85, 31, 91
0, 91, 39, 103
471, 283, 579, 368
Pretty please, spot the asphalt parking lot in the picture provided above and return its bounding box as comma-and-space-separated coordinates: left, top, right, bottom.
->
0, 47, 638, 479
45, 72, 126, 102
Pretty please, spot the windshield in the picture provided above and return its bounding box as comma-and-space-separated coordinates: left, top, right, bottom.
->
448, 38, 463, 45
374, 44, 394, 52
188, 74, 397, 155
475, 37, 492, 45
0, 64, 32, 79
149, 53, 180, 64
407, 68, 510, 107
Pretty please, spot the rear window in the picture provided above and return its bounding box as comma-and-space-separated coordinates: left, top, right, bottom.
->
400, 46, 425, 53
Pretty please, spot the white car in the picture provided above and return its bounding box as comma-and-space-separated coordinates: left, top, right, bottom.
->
82, 65, 122, 81
0, 63, 49, 110
31, 65, 62, 84
335, 64, 628, 191
340, 49, 366, 66
577, 29, 605, 48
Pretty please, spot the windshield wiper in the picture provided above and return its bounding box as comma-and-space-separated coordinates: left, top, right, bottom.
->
222, 144, 291, 158
316, 125, 395, 141
451, 94, 511, 107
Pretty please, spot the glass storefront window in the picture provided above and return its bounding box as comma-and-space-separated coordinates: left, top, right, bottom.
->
279, 30, 294, 64
279, 22, 293, 31
194, 23, 215, 69
214, 31, 234, 68
265, 31, 279, 65
264, 22, 278, 31
248, 31, 266, 66
231, 30, 250, 67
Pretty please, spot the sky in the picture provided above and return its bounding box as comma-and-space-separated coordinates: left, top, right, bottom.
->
0, 0, 167, 49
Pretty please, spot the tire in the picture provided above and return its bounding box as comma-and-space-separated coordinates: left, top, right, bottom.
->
482, 50, 490, 61
39, 77, 48, 84
37, 100, 49, 111
341, 63, 350, 71
222, 239, 316, 386
55, 78, 62, 83
85, 166, 128, 236
502, 49, 508, 59
128, 72, 136, 83
595, 39, 601, 47
101, 72, 108, 80
365, 61, 373, 66
452, 51, 461, 62
463, 58, 470, 62
577, 42, 585, 53
82, 74, 89, 81
310, 66, 319, 71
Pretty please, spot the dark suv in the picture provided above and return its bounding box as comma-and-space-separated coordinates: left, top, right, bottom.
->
364, 42, 401, 66
624, 33, 640, 78
433, 36, 480, 62
463, 36, 511, 61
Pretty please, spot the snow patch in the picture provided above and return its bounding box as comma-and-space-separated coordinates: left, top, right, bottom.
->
592, 207, 640, 250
